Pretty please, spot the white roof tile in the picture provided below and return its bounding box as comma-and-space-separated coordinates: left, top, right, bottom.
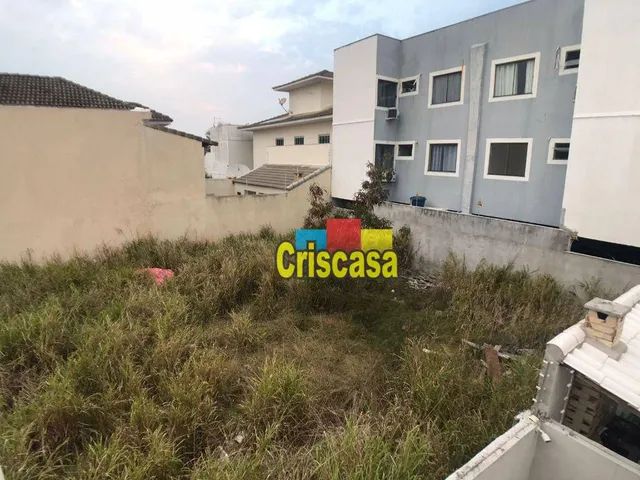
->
562, 301, 640, 412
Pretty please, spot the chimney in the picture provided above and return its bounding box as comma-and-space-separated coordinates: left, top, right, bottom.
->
583, 297, 630, 359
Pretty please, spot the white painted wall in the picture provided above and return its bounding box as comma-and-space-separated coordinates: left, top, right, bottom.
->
204, 124, 253, 178
332, 35, 378, 199
562, 0, 640, 247
250, 119, 332, 168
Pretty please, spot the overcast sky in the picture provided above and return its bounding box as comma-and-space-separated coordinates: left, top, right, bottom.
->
1, 0, 523, 135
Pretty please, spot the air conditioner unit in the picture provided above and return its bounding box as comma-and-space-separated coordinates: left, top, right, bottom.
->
386, 108, 398, 120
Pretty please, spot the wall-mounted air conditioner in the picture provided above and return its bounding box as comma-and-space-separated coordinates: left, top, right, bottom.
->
386, 108, 398, 120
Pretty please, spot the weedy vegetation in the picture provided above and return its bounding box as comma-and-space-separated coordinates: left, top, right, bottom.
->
0, 228, 588, 479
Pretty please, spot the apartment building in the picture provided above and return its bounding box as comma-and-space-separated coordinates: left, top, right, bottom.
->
332, 0, 583, 227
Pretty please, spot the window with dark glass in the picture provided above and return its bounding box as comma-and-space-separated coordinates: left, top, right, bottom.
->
294, 136, 304, 145
432, 71, 462, 104
318, 134, 330, 144
552, 142, 570, 161
487, 142, 528, 177
400, 79, 417, 94
377, 79, 398, 108
428, 144, 458, 173
564, 49, 580, 70
397, 143, 413, 158
275, 137, 284, 146
375, 144, 395, 170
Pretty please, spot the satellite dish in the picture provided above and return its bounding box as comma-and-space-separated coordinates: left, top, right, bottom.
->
278, 97, 288, 113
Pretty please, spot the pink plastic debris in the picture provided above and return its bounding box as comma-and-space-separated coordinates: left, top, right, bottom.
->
138, 267, 174, 285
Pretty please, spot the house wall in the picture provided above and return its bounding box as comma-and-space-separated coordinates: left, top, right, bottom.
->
0, 106, 330, 262
333, 0, 584, 227
332, 35, 378, 200
204, 124, 253, 178
561, 0, 640, 247
250, 119, 332, 168
377, 203, 640, 293
205, 178, 236, 196
288, 81, 333, 114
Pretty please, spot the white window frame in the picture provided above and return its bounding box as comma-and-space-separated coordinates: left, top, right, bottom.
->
275, 137, 284, 146
375, 75, 399, 110
483, 138, 533, 182
547, 138, 570, 165
398, 75, 420, 97
425, 139, 461, 177
559, 44, 580, 76
294, 136, 304, 145
488, 52, 540, 103
428, 66, 464, 109
318, 133, 331, 144
395, 141, 416, 160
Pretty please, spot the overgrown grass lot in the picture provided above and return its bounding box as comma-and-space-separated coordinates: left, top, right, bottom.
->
0, 231, 586, 479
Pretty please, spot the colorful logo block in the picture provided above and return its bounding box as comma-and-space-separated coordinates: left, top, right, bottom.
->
295, 229, 327, 251
276, 218, 398, 279
361, 229, 393, 252
326, 218, 361, 252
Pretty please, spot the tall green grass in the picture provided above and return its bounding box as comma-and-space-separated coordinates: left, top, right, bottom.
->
0, 234, 583, 479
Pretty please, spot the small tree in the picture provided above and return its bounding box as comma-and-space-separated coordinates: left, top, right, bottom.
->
303, 183, 334, 229
352, 163, 391, 228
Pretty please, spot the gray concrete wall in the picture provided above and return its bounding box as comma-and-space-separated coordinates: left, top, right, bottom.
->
377, 203, 640, 293
373, 0, 583, 226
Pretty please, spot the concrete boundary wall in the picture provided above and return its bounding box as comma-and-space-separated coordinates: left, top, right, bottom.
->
376, 203, 640, 293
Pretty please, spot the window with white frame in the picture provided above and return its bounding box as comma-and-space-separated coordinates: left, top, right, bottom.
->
377, 78, 398, 108
374, 143, 395, 170
429, 67, 463, 107
294, 136, 304, 145
396, 142, 415, 160
490, 53, 539, 101
275, 137, 284, 146
426, 141, 460, 176
559, 45, 580, 75
547, 138, 570, 164
484, 139, 532, 181
399, 76, 419, 96
318, 134, 330, 144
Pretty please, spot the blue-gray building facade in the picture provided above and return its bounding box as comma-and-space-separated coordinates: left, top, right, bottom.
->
334, 0, 584, 227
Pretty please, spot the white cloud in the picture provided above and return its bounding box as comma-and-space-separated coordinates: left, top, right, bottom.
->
0, 0, 522, 133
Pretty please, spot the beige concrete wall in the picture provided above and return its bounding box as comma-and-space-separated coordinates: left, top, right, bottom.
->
0, 106, 330, 262
251, 119, 332, 168
1, 106, 153, 261
288, 81, 333, 114
206, 168, 331, 238
205, 178, 236, 196
265, 144, 330, 166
